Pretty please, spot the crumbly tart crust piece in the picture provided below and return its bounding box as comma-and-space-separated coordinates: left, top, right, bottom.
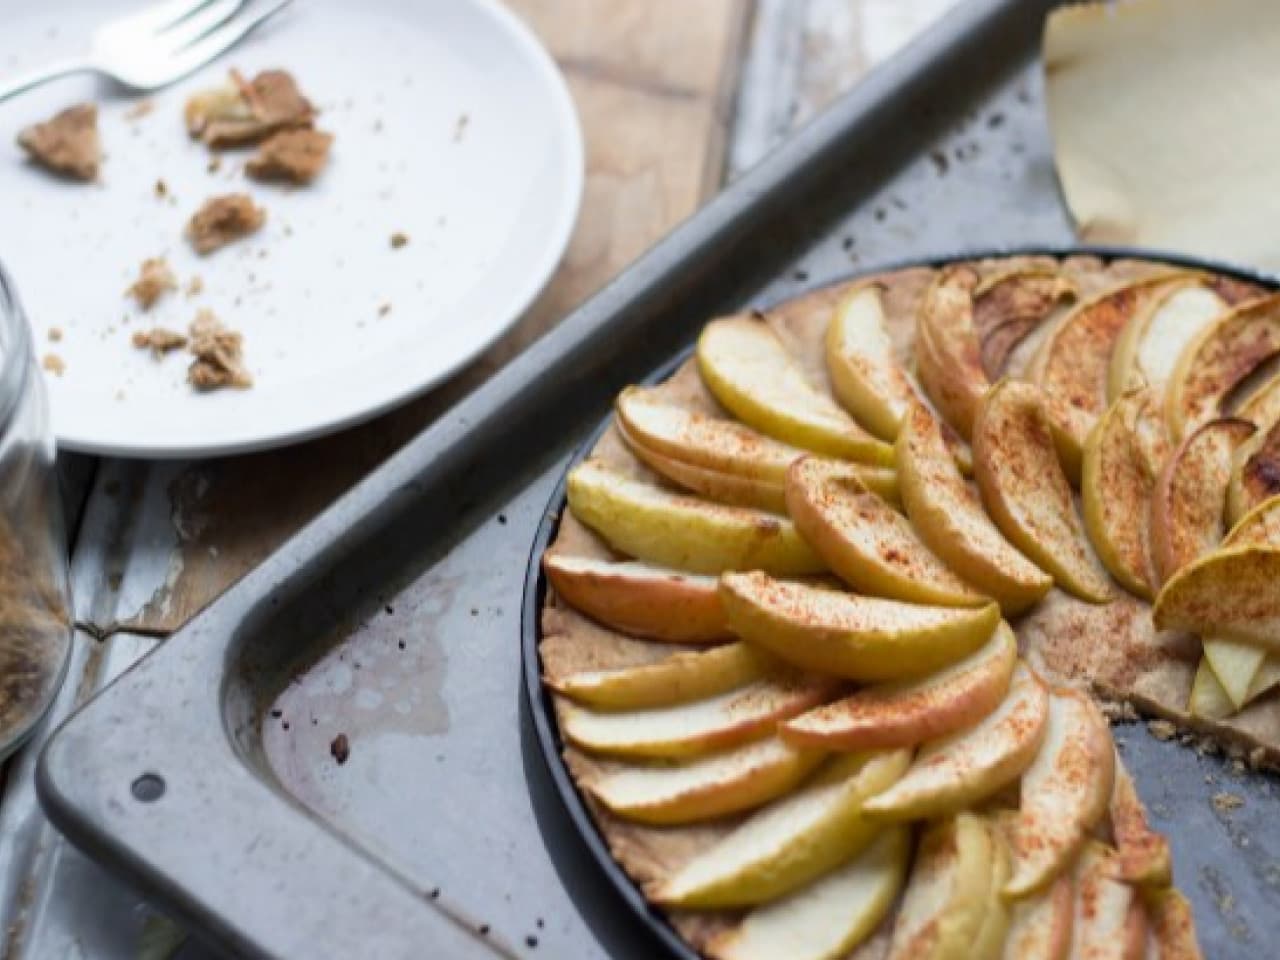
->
540, 254, 1261, 956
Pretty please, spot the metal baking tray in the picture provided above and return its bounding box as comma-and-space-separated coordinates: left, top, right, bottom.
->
34, 0, 1279, 957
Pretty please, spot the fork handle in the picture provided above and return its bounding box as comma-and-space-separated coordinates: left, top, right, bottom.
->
0, 59, 95, 104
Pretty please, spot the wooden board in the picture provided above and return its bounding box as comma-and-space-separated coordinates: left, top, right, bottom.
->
118, 0, 753, 634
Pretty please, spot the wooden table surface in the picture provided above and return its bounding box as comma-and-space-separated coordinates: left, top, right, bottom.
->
0, 2, 957, 956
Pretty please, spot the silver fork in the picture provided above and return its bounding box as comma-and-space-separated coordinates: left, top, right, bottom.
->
0, 0, 293, 104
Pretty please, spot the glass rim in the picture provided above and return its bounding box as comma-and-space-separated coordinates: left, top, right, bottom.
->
0, 260, 34, 436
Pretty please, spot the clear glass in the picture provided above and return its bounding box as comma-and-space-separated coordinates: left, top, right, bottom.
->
0, 262, 71, 761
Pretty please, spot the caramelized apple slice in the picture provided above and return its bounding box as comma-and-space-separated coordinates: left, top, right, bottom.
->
707, 826, 910, 960
1167, 292, 1280, 441
543, 554, 728, 643
567, 459, 824, 576
1145, 889, 1204, 960
1226, 415, 1280, 526
780, 621, 1016, 750
1153, 544, 1280, 652
1070, 842, 1143, 960
1149, 418, 1255, 584
786, 456, 988, 607
1082, 389, 1168, 599
899, 402, 1052, 613
697, 314, 893, 463
973, 379, 1114, 602
915, 265, 988, 439
560, 674, 837, 760
885, 813, 995, 960
622, 429, 789, 513
588, 737, 825, 826
973, 267, 1077, 378
1001, 873, 1073, 960
652, 749, 910, 908
1107, 279, 1229, 402
720, 571, 1000, 682
550, 641, 769, 710
863, 664, 1049, 821
826, 282, 920, 440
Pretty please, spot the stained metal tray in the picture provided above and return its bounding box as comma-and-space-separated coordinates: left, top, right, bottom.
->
34, 0, 1279, 957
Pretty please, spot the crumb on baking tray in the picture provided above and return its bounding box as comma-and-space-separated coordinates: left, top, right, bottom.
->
17, 103, 100, 181
1147, 719, 1177, 741
246, 128, 333, 184
154, 178, 168, 199
390, 231, 408, 249
126, 257, 177, 309
1211, 791, 1244, 813
185, 68, 316, 147
131, 326, 188, 358
48, 327, 62, 343
187, 194, 266, 255
330, 733, 350, 764
378, 302, 391, 317
187, 309, 251, 390
42, 354, 64, 376
186, 275, 204, 298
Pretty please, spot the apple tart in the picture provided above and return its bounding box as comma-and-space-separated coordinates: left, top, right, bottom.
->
538, 254, 1276, 959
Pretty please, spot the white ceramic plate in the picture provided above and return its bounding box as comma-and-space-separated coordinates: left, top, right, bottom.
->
0, 0, 582, 456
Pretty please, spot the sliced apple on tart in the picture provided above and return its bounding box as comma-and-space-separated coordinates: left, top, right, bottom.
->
898, 402, 1052, 613
863, 663, 1049, 820
652, 749, 910, 908
1166, 292, 1280, 441
1108, 756, 1172, 889
1226, 414, 1280, 527
1082, 389, 1168, 599
542, 554, 729, 643
587, 736, 825, 826
1003, 687, 1115, 898
707, 825, 910, 960
915, 265, 989, 440
973, 379, 1113, 602
560, 672, 837, 760
1000, 871, 1073, 960
972, 266, 1076, 379
720, 571, 1000, 682
566, 459, 824, 576
697, 314, 894, 463
779, 620, 1017, 750
1069, 842, 1145, 960
786, 455, 989, 607
1153, 544, 1280, 652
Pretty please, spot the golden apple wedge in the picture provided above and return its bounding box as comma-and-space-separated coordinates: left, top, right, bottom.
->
1108, 757, 1172, 889
1187, 659, 1235, 721
1107, 279, 1229, 403
1001, 873, 1073, 960
1032, 274, 1191, 459
566, 459, 825, 576
1149, 418, 1255, 584
549, 641, 769, 710
560, 674, 837, 760
1153, 544, 1280, 652
915, 264, 988, 439
1004, 688, 1115, 898
825, 282, 919, 441
1145, 889, 1204, 960
886, 813, 995, 960
1166, 292, 1280, 441
863, 664, 1049, 820
973, 819, 1013, 960
707, 826, 910, 960
972, 266, 1076, 378
720, 571, 1000, 682
1235, 369, 1280, 428
1226, 416, 1280, 527
622, 429, 789, 513
973, 379, 1114, 603
1082, 389, 1168, 599
697, 314, 894, 464
615, 386, 800, 484
898, 402, 1052, 613
786, 456, 989, 607
588, 736, 825, 826
1201, 638, 1266, 711
542, 554, 728, 643
652, 749, 910, 909
1070, 842, 1143, 960
780, 620, 1017, 750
